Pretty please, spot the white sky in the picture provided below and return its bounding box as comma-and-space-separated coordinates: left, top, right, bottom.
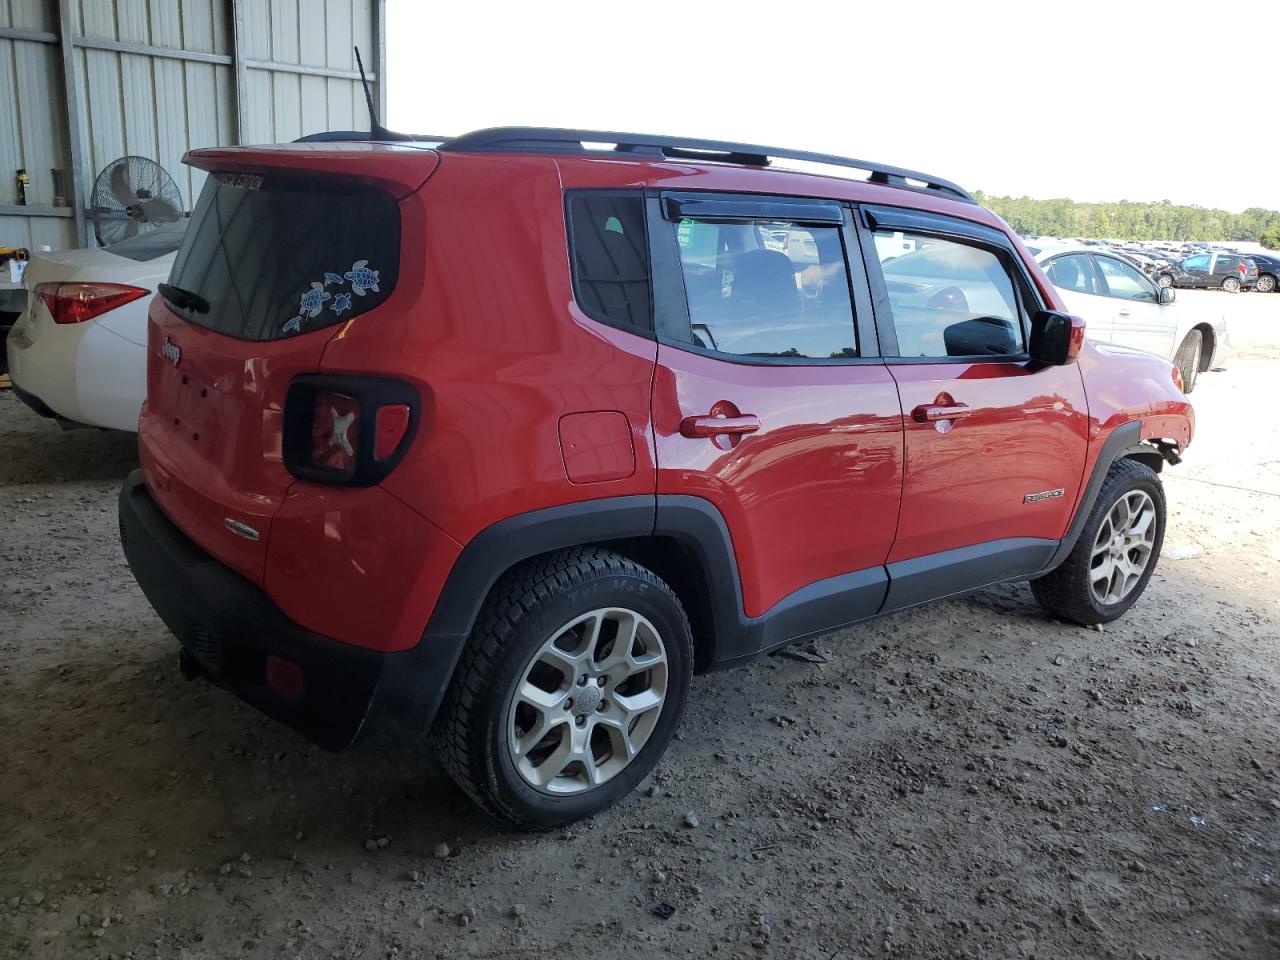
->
387, 1, 1276, 213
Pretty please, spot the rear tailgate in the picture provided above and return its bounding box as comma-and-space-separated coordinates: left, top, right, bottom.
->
139, 143, 438, 583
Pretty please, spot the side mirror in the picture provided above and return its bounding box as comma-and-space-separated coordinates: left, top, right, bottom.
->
1029, 310, 1086, 365
1159, 286, 1176, 304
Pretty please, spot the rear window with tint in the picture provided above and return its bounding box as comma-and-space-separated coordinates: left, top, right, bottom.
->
165, 172, 399, 341
566, 192, 650, 331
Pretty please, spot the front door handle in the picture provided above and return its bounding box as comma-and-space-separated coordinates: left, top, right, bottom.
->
680, 413, 761, 438
912, 403, 971, 424
1117, 309, 1131, 317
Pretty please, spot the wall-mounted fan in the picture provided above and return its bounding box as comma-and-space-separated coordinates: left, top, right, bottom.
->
89, 156, 185, 246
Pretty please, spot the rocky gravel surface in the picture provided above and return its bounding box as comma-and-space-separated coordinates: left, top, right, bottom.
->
2, 346, 1279, 960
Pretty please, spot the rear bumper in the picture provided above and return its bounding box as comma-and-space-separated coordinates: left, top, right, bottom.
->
119, 470, 459, 749
11, 382, 60, 419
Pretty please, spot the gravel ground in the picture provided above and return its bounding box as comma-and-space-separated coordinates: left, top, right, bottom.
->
2, 309, 1279, 959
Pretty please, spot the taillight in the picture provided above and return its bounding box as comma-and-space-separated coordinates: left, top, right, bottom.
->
35, 281, 149, 324
1172, 364, 1184, 392
283, 375, 418, 486
1238, 263, 1247, 276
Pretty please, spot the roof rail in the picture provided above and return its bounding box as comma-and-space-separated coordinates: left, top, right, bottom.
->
292, 130, 450, 144
439, 127, 976, 204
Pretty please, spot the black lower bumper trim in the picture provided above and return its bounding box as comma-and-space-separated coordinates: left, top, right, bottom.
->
118, 470, 387, 750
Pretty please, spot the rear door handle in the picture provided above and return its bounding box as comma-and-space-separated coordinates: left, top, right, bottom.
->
912, 403, 971, 423
680, 414, 761, 438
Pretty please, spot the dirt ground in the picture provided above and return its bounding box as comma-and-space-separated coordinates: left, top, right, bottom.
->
3, 297, 1279, 960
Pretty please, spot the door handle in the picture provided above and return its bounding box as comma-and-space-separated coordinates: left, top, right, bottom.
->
912, 403, 971, 423
1117, 309, 1131, 317
680, 413, 761, 438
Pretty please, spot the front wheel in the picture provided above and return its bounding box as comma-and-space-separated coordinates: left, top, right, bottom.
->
1156, 273, 1174, 288
1031, 459, 1166, 626
1257, 274, 1276, 293
1222, 276, 1241, 293
436, 548, 693, 829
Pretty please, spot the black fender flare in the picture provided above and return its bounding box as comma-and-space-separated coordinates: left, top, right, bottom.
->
1038, 420, 1143, 574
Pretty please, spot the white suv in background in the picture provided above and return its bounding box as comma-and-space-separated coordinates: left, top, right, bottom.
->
7, 223, 184, 431
1033, 245, 1229, 392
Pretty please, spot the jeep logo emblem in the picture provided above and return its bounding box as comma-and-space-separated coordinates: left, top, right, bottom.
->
161, 337, 181, 366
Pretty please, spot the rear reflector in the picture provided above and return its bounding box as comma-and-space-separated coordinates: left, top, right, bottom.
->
265, 655, 304, 702
374, 404, 411, 459
35, 281, 149, 324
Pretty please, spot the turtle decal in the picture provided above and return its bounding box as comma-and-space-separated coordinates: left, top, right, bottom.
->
299, 281, 331, 318
322, 271, 345, 287
282, 315, 302, 335
344, 260, 381, 296
330, 292, 353, 316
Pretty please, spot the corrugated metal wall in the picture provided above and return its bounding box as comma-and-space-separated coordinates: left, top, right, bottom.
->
0, 0, 384, 253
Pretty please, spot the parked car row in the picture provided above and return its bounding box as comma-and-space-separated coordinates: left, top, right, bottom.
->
1029, 236, 1278, 294
1031, 245, 1229, 392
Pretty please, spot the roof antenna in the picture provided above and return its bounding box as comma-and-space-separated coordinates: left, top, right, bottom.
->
354, 46, 394, 140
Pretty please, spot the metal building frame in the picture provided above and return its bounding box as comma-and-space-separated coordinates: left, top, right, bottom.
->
0, 0, 387, 247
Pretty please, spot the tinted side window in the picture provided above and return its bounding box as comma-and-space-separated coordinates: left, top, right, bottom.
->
1046, 254, 1099, 294
874, 231, 1024, 358
566, 193, 650, 331
672, 217, 857, 358
1183, 254, 1210, 270
1095, 256, 1154, 301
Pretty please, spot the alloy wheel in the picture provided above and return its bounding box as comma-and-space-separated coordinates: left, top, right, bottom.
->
506, 607, 668, 795
1089, 490, 1157, 606
1258, 275, 1276, 293
1223, 277, 1241, 293
1157, 274, 1173, 288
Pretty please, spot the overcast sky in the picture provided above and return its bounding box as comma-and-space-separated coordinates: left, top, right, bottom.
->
387, 1, 1275, 213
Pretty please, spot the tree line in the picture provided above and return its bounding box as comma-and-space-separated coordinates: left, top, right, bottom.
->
972, 192, 1280, 249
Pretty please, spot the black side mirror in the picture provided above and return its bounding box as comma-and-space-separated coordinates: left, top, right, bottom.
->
1029, 310, 1085, 365
1159, 286, 1176, 304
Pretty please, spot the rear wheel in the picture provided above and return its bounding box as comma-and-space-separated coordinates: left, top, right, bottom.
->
1222, 276, 1241, 293
1257, 274, 1276, 293
1031, 459, 1165, 626
1172, 329, 1202, 394
437, 548, 693, 829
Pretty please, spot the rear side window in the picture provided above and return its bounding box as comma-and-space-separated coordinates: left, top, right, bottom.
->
874, 231, 1024, 358
165, 173, 400, 341
566, 193, 650, 331
672, 217, 857, 359
1046, 254, 1099, 295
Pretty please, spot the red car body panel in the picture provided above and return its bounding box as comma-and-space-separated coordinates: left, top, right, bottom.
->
652, 348, 903, 618
133, 142, 1194, 663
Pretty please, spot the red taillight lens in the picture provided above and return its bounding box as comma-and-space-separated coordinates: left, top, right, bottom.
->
35, 281, 149, 324
309, 391, 361, 479
1238, 263, 1247, 276
374, 404, 411, 459
284, 376, 417, 486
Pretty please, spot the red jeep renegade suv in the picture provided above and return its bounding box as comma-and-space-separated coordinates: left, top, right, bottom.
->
118, 128, 1193, 828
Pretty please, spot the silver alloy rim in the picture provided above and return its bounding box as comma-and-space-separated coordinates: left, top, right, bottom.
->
1090, 490, 1157, 605
1158, 274, 1172, 287
506, 607, 668, 795
1224, 278, 1240, 292
1259, 276, 1275, 293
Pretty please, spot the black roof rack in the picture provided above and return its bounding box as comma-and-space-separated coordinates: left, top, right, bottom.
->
439, 127, 976, 204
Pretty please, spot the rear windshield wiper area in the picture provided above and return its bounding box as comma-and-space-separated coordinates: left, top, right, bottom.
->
158, 282, 210, 315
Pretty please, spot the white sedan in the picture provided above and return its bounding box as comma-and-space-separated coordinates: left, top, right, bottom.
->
7, 223, 184, 431
1032, 245, 1229, 392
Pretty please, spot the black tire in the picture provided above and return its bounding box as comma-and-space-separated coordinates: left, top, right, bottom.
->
1222, 276, 1241, 293
1031, 458, 1165, 626
1172, 329, 1202, 394
436, 548, 693, 829
1156, 273, 1174, 288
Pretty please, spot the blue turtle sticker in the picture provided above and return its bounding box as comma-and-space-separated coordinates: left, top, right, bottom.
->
282, 315, 302, 334
331, 292, 353, 316
322, 271, 345, 287
344, 260, 381, 296
299, 281, 331, 318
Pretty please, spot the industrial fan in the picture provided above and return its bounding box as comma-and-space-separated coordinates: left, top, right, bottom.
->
89, 156, 185, 246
